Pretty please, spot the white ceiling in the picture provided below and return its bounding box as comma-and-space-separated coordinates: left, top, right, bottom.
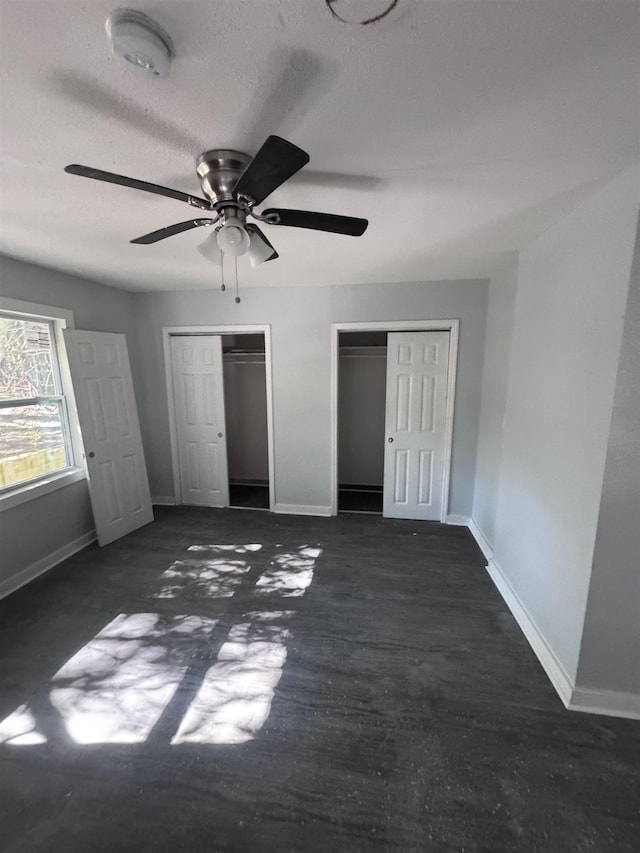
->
0, 0, 638, 292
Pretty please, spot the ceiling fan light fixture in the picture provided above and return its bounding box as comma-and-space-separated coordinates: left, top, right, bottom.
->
106, 9, 173, 78
247, 228, 276, 268
196, 231, 222, 265
217, 218, 250, 256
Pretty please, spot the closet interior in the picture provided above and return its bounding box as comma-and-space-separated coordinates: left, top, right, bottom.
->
337, 331, 387, 513
222, 333, 269, 510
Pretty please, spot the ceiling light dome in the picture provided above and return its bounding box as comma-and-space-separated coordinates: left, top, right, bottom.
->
217, 218, 250, 256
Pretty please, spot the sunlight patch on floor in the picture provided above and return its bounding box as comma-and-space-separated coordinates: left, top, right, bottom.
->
155, 559, 251, 599
0, 704, 47, 745
0, 544, 323, 747
254, 546, 322, 597
172, 611, 292, 745
49, 613, 217, 744
155, 545, 263, 599
187, 544, 263, 554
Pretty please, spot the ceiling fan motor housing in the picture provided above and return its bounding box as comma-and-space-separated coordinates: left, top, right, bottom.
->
196, 150, 252, 204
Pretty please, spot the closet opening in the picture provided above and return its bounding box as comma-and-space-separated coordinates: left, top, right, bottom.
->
337, 331, 387, 513
222, 333, 270, 511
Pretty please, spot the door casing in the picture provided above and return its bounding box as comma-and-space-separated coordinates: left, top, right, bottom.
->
330, 320, 459, 521
163, 324, 275, 512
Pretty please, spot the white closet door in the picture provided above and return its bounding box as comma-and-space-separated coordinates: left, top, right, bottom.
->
383, 331, 450, 521
63, 330, 154, 546
170, 336, 229, 507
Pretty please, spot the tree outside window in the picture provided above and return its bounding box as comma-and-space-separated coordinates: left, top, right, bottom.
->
0, 314, 72, 490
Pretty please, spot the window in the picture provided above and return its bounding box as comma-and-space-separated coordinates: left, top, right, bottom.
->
0, 306, 81, 501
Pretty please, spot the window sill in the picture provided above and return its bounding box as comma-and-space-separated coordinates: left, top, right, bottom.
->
0, 468, 87, 512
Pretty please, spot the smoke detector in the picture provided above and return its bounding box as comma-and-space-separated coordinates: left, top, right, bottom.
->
106, 9, 173, 77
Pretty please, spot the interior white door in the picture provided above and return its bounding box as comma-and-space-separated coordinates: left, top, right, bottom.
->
170, 335, 229, 507
383, 331, 450, 521
63, 330, 154, 546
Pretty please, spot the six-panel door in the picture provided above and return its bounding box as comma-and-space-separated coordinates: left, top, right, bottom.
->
63, 329, 154, 546
382, 331, 450, 521
170, 335, 230, 507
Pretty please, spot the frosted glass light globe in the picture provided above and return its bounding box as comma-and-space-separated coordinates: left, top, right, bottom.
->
217, 218, 250, 256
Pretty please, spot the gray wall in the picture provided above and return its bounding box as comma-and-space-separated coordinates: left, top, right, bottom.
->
471, 259, 518, 544
473, 168, 639, 684
338, 348, 386, 487
576, 216, 640, 697
0, 255, 138, 588
1, 259, 488, 590
133, 278, 489, 514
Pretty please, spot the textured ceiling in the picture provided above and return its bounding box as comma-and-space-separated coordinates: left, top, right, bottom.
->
0, 0, 638, 292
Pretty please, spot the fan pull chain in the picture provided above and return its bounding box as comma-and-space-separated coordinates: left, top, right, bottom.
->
234, 256, 241, 303
220, 252, 226, 291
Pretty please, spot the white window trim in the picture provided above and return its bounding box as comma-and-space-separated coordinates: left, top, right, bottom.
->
0, 297, 86, 512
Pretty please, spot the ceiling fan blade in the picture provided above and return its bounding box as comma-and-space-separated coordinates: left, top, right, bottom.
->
232, 136, 310, 205
246, 224, 279, 265
130, 219, 216, 244
262, 208, 368, 237
64, 164, 211, 210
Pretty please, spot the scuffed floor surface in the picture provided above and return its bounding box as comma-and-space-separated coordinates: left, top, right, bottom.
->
0, 508, 638, 852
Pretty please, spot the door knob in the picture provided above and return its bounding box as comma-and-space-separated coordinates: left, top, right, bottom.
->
88, 451, 95, 458
218, 432, 223, 438
387, 437, 394, 443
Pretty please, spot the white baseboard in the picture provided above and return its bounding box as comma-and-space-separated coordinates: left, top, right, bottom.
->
569, 687, 640, 720
0, 530, 96, 600
446, 514, 469, 526
152, 495, 176, 506
486, 557, 574, 707
468, 517, 494, 561
484, 549, 639, 720
274, 503, 332, 517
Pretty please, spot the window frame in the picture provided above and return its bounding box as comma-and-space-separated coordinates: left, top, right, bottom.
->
0, 298, 86, 512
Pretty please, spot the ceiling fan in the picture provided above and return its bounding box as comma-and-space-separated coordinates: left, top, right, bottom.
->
64, 135, 369, 268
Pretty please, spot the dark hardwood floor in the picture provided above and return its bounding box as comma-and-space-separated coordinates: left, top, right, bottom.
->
0, 508, 638, 852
